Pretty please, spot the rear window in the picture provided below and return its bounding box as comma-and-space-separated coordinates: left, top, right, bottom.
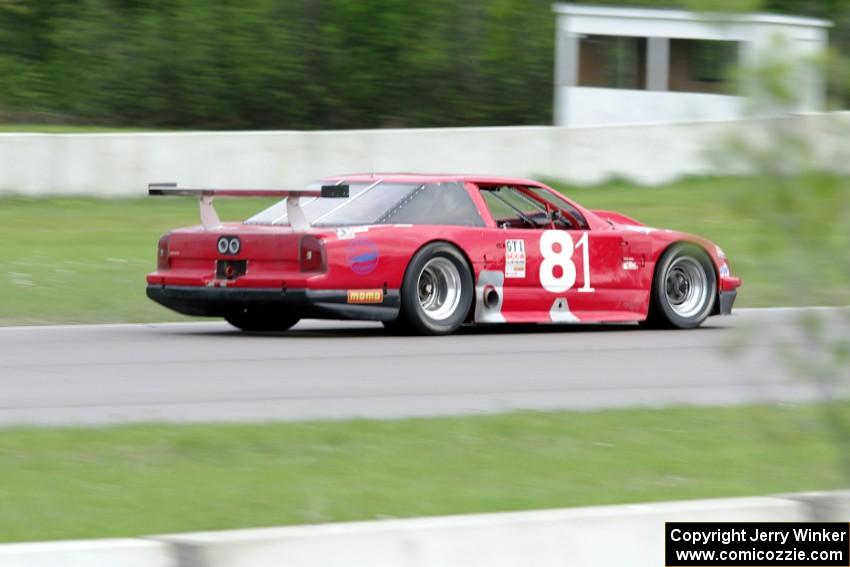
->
314, 182, 419, 226
245, 180, 483, 227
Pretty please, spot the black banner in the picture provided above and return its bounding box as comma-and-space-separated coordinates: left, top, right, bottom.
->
666, 522, 850, 566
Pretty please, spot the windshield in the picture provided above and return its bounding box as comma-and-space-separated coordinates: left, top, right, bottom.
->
245, 180, 484, 227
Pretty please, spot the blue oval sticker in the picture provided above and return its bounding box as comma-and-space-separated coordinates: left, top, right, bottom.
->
347, 239, 379, 275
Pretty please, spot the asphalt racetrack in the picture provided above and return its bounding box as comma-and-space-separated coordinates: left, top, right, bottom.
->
0, 308, 844, 426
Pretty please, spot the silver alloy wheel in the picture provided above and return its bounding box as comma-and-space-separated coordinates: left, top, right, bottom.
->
417, 257, 462, 321
664, 256, 708, 318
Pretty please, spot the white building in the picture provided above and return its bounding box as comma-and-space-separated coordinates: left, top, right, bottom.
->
552, 4, 831, 126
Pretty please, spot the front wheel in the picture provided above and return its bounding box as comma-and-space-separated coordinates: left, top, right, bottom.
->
225, 307, 299, 332
645, 243, 717, 329
399, 242, 473, 335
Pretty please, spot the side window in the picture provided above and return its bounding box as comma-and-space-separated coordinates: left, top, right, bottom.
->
480, 186, 549, 229
379, 182, 484, 226
525, 188, 588, 229
481, 190, 517, 220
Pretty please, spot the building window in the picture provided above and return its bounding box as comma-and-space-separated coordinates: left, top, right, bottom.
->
669, 39, 739, 94
578, 35, 647, 90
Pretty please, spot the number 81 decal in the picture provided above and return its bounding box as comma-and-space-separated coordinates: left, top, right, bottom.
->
539, 230, 594, 293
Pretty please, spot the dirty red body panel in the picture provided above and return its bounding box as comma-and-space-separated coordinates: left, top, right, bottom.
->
146, 174, 741, 324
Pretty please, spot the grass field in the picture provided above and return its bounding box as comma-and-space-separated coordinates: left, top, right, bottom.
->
0, 196, 278, 324
0, 124, 165, 133
0, 404, 846, 542
1, 175, 847, 325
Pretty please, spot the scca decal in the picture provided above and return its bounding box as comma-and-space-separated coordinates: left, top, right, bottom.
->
347, 289, 384, 304
347, 239, 379, 275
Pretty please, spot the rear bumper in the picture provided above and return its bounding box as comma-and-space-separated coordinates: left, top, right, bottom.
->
146, 285, 400, 321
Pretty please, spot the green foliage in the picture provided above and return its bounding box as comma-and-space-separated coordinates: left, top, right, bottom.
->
0, 0, 844, 130
0, 0, 555, 129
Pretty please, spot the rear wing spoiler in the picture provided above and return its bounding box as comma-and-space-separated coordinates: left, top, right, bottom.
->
148, 182, 349, 231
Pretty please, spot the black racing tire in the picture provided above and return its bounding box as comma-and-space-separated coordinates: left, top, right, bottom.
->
399, 242, 473, 336
644, 243, 717, 329
224, 307, 299, 332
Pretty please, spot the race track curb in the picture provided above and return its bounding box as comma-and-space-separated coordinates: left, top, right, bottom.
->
0, 491, 846, 567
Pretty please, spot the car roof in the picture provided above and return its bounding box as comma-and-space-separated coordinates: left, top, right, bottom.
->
323, 173, 546, 187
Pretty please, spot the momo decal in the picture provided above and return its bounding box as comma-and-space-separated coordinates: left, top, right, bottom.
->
346, 239, 379, 275
347, 289, 384, 304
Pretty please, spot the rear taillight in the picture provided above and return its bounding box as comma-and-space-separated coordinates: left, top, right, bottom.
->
299, 235, 326, 273
157, 235, 170, 271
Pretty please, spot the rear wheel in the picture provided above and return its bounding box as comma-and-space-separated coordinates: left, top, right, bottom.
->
400, 242, 473, 336
645, 243, 716, 329
225, 307, 299, 332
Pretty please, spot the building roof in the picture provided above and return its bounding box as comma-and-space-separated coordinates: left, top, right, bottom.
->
552, 3, 832, 29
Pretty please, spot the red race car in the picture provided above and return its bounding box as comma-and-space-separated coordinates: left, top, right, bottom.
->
146, 174, 741, 335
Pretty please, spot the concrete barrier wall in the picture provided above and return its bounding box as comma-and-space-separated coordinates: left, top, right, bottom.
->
0, 492, 846, 567
156, 496, 810, 567
0, 538, 174, 567
1, 112, 847, 197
